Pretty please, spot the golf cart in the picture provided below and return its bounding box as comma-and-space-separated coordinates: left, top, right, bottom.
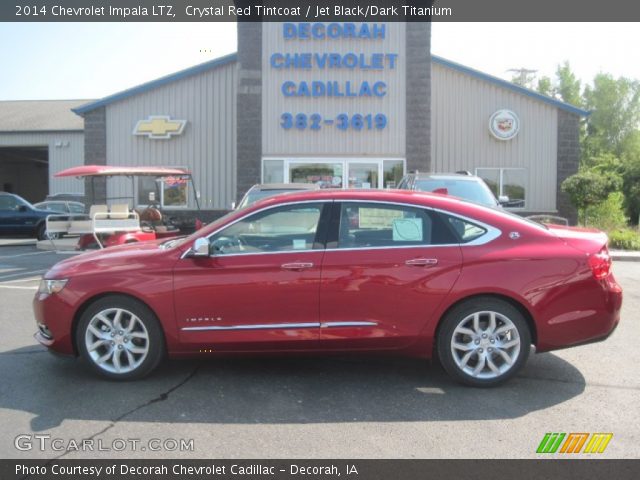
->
46, 165, 202, 249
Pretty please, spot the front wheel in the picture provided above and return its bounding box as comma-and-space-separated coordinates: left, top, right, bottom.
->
36, 223, 48, 241
437, 298, 531, 387
76, 296, 165, 380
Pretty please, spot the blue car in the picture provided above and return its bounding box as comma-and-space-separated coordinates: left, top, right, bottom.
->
0, 192, 56, 240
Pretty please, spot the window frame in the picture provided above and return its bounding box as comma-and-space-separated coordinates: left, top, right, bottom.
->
203, 201, 332, 257
475, 167, 527, 210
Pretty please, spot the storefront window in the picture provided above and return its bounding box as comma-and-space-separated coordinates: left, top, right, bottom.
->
348, 163, 378, 189
476, 168, 527, 209
289, 163, 343, 188
383, 160, 404, 189
263, 159, 284, 184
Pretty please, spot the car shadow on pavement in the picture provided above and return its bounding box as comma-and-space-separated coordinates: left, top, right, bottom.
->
0, 345, 586, 431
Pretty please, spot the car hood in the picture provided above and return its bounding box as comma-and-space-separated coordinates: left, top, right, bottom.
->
546, 224, 608, 254
44, 240, 176, 278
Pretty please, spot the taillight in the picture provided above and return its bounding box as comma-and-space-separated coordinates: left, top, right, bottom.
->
588, 247, 612, 280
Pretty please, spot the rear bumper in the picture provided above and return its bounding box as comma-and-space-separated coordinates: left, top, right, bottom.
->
536, 274, 622, 352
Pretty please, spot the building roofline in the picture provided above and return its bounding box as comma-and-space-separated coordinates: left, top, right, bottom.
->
432, 55, 591, 117
0, 129, 84, 134
71, 51, 590, 118
72, 53, 238, 115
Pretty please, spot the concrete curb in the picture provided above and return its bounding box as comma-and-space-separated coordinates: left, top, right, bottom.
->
611, 251, 640, 262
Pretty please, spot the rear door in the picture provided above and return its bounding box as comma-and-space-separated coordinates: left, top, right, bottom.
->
318, 201, 463, 349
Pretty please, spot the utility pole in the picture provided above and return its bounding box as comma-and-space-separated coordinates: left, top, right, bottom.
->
507, 68, 538, 87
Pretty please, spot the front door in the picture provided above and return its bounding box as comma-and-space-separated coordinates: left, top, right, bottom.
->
319, 201, 463, 349
173, 202, 330, 351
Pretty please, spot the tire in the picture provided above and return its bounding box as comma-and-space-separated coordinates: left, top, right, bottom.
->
76, 295, 165, 380
36, 223, 48, 241
437, 297, 531, 387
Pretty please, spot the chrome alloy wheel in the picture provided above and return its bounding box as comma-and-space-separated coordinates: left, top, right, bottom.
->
84, 308, 150, 374
450, 311, 521, 379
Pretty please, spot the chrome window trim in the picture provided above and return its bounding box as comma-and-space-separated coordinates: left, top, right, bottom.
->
180, 198, 503, 259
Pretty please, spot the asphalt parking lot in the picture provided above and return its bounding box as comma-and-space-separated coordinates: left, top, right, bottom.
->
0, 243, 638, 459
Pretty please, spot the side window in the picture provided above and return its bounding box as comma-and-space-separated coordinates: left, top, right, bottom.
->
0, 196, 19, 211
445, 215, 488, 243
209, 203, 324, 255
69, 203, 85, 214
337, 202, 456, 249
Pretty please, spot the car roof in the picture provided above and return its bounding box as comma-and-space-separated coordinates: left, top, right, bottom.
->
409, 172, 481, 181
202, 189, 549, 244
250, 183, 321, 191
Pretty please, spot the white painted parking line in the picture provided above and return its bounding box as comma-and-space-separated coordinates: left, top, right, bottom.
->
0, 269, 47, 281
0, 251, 51, 259
0, 285, 38, 290
0, 276, 43, 284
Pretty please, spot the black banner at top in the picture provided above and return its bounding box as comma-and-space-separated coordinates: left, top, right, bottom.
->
3, 0, 640, 22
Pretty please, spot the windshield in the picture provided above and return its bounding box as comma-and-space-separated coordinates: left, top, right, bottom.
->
237, 189, 300, 209
414, 179, 498, 207
172, 210, 238, 249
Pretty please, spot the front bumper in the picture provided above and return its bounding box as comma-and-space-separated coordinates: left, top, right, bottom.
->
32, 291, 77, 355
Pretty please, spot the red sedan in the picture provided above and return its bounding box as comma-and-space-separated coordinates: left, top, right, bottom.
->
33, 190, 622, 386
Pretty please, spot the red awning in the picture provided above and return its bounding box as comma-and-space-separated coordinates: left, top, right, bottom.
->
54, 165, 192, 178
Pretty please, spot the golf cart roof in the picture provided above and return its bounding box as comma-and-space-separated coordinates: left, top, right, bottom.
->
54, 165, 191, 178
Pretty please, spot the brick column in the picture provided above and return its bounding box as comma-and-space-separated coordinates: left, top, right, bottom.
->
236, 22, 262, 202
82, 106, 107, 203
405, 22, 431, 173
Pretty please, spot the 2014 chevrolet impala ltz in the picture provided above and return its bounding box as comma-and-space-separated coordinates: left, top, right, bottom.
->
33, 190, 622, 386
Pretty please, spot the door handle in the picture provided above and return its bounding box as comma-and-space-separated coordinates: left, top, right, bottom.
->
405, 258, 438, 267
281, 262, 314, 271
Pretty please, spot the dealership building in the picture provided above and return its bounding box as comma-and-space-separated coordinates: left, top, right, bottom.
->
0, 23, 588, 221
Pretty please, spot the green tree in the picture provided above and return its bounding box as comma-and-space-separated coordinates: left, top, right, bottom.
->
583, 74, 640, 158
561, 170, 621, 225
536, 76, 553, 96
555, 61, 583, 107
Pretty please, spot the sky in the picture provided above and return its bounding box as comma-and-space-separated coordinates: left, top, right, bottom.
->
0, 22, 638, 101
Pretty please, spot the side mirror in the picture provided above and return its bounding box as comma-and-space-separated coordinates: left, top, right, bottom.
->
498, 195, 510, 205
187, 237, 210, 257
17, 205, 28, 212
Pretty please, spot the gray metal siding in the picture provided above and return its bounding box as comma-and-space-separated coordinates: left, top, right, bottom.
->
431, 63, 558, 212
105, 62, 237, 210
262, 22, 406, 157
0, 131, 85, 195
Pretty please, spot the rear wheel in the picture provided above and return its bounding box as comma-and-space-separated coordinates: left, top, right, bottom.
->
437, 298, 531, 387
76, 296, 164, 380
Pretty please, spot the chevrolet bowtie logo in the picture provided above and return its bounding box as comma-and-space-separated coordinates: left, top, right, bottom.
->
133, 115, 187, 139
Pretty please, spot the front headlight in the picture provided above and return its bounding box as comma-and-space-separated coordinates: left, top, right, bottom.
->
38, 279, 68, 295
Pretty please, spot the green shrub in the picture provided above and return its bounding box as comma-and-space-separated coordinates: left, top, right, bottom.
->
608, 228, 640, 250
584, 191, 628, 231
